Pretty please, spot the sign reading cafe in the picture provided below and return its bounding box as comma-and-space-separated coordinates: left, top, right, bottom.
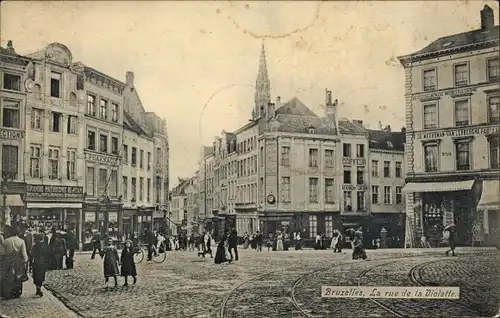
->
27, 185, 84, 199
85, 152, 120, 165
415, 126, 499, 140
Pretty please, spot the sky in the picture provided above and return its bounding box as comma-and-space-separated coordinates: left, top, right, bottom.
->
1, 1, 497, 188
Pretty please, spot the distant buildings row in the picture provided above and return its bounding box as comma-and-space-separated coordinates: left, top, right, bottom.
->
0, 42, 170, 248
172, 6, 499, 247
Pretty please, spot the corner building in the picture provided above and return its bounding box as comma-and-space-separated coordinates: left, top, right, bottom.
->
398, 6, 499, 247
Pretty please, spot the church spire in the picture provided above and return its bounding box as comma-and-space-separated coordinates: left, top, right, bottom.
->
254, 42, 271, 119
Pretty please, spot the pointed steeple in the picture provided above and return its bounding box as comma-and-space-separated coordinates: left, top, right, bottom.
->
254, 42, 271, 119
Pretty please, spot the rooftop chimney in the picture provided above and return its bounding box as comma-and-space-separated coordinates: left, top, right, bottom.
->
325, 89, 332, 105
378, 121, 383, 131
325, 89, 337, 124
481, 5, 494, 30
401, 127, 406, 133
126, 71, 135, 86
6, 40, 15, 53
383, 125, 392, 132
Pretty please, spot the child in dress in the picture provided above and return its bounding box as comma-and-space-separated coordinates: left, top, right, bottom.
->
103, 239, 120, 288
120, 240, 137, 286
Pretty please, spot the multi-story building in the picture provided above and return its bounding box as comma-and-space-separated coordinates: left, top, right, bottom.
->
72, 62, 125, 243
21, 43, 86, 246
398, 5, 499, 247
169, 177, 190, 236
367, 125, 406, 246
185, 174, 199, 235
0, 41, 30, 227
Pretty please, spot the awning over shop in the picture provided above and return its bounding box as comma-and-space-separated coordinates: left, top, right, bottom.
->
26, 202, 82, 209
403, 180, 475, 193
4, 194, 24, 207
477, 180, 500, 211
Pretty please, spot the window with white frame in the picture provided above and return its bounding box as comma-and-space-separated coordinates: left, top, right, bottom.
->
86, 167, 95, 196
309, 177, 318, 203
325, 149, 334, 168
50, 72, 61, 98
356, 144, 365, 158
384, 186, 391, 204
344, 170, 351, 184
423, 104, 437, 129
396, 186, 403, 204
455, 140, 471, 171
371, 160, 379, 177
87, 130, 96, 150
139, 177, 144, 201
131, 177, 137, 200
424, 143, 439, 172
383, 161, 391, 178
309, 215, 317, 238
29, 144, 41, 178
488, 96, 499, 124
100, 134, 108, 153
343, 191, 352, 211
395, 161, 402, 178
50, 112, 61, 132
3, 73, 21, 91
111, 137, 119, 155
2, 145, 18, 179
155, 176, 161, 202
87, 94, 96, 116
48, 147, 60, 180
423, 69, 436, 91
371, 186, 379, 204
343, 143, 351, 157
488, 58, 499, 82
309, 148, 318, 167
98, 168, 107, 195
325, 215, 333, 237
281, 177, 291, 202
454, 99, 469, 126
111, 103, 119, 122
356, 168, 364, 185
66, 148, 76, 180
357, 191, 365, 211
454, 63, 468, 86
147, 152, 151, 170
281, 146, 290, 166
325, 178, 335, 203
490, 137, 499, 169
123, 176, 128, 200
99, 99, 108, 120
2, 100, 20, 128
30, 108, 43, 130
147, 178, 151, 202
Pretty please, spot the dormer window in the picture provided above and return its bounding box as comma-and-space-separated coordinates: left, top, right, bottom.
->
387, 141, 394, 149
307, 126, 315, 134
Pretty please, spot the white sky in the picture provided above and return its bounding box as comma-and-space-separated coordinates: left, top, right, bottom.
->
1, 1, 497, 188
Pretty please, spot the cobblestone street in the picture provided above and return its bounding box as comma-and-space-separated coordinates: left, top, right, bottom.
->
1, 247, 497, 318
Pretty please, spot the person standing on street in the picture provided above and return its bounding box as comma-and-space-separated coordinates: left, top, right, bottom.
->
445, 225, 457, 257
30, 233, 50, 297
90, 231, 102, 259
143, 228, 155, 261
120, 240, 137, 286
103, 238, 120, 289
24, 227, 34, 272
228, 228, 239, 261
0, 225, 29, 300
255, 231, 263, 252
65, 228, 77, 269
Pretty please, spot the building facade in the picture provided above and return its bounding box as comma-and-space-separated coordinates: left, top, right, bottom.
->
398, 5, 499, 247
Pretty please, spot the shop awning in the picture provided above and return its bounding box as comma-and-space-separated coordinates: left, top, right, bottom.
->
477, 180, 500, 210
4, 194, 24, 207
403, 180, 475, 193
26, 202, 82, 209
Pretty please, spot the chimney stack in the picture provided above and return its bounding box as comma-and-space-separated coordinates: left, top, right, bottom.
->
401, 127, 406, 133
481, 5, 494, 30
325, 89, 337, 123
126, 71, 135, 86
383, 125, 392, 132
6, 40, 15, 53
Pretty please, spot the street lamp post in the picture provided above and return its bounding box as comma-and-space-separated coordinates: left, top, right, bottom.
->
100, 196, 111, 236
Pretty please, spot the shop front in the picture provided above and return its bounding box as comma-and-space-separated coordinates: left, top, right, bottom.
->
476, 180, 499, 247
370, 213, 406, 248
404, 179, 480, 247
83, 197, 122, 249
25, 184, 84, 245
0, 181, 27, 228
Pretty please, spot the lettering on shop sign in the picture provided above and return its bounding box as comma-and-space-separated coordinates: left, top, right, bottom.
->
85, 152, 120, 165
0, 129, 25, 140
414, 87, 476, 101
342, 184, 368, 191
442, 152, 452, 156
27, 185, 84, 199
342, 158, 366, 166
415, 126, 499, 140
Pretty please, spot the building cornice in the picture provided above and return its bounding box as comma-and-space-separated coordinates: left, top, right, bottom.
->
0, 53, 31, 66
83, 66, 126, 95
369, 149, 404, 155
398, 39, 499, 66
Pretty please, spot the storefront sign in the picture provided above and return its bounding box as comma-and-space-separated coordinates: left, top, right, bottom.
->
414, 87, 476, 101
342, 158, 366, 166
415, 126, 498, 140
84, 212, 95, 222
27, 185, 84, 199
85, 152, 120, 165
0, 129, 24, 140
357, 184, 368, 191
342, 184, 355, 191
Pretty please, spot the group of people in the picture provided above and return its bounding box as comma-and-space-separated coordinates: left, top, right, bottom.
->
0, 224, 78, 300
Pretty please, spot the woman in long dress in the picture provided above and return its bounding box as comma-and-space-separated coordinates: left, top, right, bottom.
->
352, 231, 367, 260
276, 232, 284, 251
30, 233, 50, 297
103, 239, 120, 288
330, 230, 342, 253
242, 233, 249, 249
214, 232, 230, 264
120, 240, 137, 286
0, 225, 29, 300
295, 233, 302, 250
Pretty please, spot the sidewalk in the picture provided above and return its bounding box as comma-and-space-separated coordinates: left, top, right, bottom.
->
0, 280, 78, 318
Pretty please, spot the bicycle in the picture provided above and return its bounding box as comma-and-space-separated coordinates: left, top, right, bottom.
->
133, 242, 167, 264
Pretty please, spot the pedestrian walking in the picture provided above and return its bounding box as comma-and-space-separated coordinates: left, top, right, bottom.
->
228, 228, 239, 261
30, 233, 50, 297
352, 231, 367, 260
295, 232, 302, 250
214, 231, 231, 265
24, 227, 34, 272
53, 231, 67, 270
0, 225, 29, 300
314, 234, 322, 250
266, 233, 273, 252
330, 229, 343, 253
444, 224, 457, 257
103, 239, 120, 288
65, 228, 77, 269
90, 230, 102, 259
276, 231, 284, 251
255, 231, 263, 252
120, 240, 137, 286
143, 228, 155, 261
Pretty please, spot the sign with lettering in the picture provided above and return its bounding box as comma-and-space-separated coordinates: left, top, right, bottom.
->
85, 152, 120, 165
357, 185, 368, 191
414, 87, 476, 101
415, 126, 498, 140
27, 185, 84, 199
0, 129, 24, 140
342, 184, 355, 191
342, 158, 366, 166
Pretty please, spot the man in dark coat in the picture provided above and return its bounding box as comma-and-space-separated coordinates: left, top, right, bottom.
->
90, 231, 101, 259
143, 228, 155, 261
228, 228, 238, 261
65, 228, 77, 268
255, 231, 263, 252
